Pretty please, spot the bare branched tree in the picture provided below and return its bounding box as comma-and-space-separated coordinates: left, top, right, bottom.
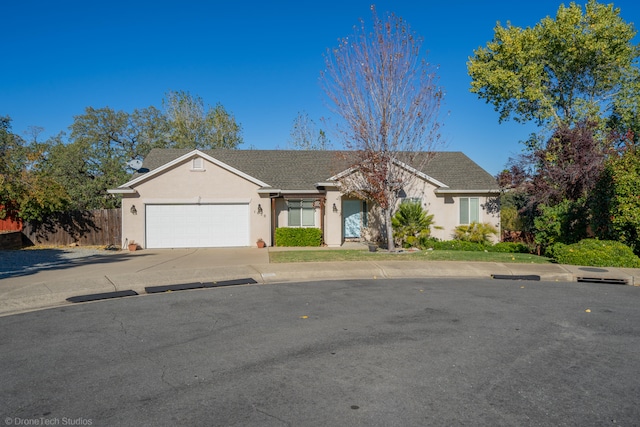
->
287, 111, 330, 150
321, 6, 445, 251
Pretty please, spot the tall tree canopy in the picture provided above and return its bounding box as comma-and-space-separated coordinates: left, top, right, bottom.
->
471, 1, 640, 250
162, 90, 243, 149
468, 0, 639, 129
321, 6, 444, 251
38, 92, 242, 211
0, 117, 68, 220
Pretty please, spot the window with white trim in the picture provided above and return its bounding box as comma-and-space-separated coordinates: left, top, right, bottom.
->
460, 197, 480, 224
288, 199, 315, 227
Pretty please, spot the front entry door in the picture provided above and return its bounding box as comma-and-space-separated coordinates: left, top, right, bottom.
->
343, 200, 362, 239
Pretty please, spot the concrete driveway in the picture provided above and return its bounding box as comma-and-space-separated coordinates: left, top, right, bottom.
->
0, 247, 270, 315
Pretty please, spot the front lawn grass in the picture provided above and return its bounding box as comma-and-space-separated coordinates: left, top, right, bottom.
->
269, 249, 552, 264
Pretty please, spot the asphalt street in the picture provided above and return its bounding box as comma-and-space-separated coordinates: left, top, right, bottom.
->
1, 278, 639, 426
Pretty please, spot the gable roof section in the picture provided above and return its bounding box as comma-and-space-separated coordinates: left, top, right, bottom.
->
112, 149, 498, 193
110, 149, 270, 192
329, 157, 449, 189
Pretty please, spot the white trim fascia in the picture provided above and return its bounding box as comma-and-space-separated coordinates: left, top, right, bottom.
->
434, 189, 501, 195
116, 149, 271, 189
328, 159, 449, 188
257, 188, 280, 194
142, 198, 252, 204
315, 181, 340, 188
107, 188, 137, 194
328, 166, 357, 181
279, 189, 325, 194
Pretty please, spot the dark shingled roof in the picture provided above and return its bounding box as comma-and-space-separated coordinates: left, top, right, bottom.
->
137, 149, 498, 191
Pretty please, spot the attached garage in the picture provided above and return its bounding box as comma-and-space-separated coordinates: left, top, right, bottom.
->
145, 204, 250, 248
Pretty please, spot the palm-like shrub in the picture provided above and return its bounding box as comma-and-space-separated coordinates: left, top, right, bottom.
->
391, 201, 441, 248
453, 222, 498, 244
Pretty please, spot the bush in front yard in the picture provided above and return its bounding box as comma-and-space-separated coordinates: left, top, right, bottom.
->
275, 227, 323, 246
489, 242, 531, 254
420, 239, 531, 253
424, 240, 488, 251
549, 239, 640, 268
453, 222, 499, 243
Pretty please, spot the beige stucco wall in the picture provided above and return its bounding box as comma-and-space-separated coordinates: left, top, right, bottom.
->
324, 190, 343, 246
120, 156, 271, 248
429, 194, 501, 242
344, 175, 501, 244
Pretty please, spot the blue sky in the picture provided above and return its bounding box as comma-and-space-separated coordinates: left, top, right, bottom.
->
3, 0, 639, 175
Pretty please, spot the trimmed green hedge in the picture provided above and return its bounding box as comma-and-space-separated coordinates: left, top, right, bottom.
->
490, 242, 531, 253
421, 239, 531, 253
426, 240, 488, 251
548, 239, 640, 268
275, 227, 323, 247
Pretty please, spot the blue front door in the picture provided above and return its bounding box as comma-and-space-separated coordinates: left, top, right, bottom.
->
343, 200, 362, 239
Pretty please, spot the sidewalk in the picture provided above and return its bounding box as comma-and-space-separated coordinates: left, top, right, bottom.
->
1, 246, 638, 317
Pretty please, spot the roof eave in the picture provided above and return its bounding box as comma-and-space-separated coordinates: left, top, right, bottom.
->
315, 181, 339, 188
434, 188, 501, 195
107, 188, 137, 194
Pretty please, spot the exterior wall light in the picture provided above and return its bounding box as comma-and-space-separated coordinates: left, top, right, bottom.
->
130, 205, 137, 215
257, 204, 263, 215
333, 203, 338, 213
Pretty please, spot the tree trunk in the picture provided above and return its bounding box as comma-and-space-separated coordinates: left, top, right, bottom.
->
384, 207, 395, 252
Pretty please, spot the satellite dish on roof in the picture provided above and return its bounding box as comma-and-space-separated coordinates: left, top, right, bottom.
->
127, 159, 143, 171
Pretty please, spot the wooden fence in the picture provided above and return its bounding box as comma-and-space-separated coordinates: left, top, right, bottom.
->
0, 207, 22, 232
22, 209, 122, 247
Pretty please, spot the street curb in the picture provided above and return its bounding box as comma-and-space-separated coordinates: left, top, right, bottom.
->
1, 261, 637, 318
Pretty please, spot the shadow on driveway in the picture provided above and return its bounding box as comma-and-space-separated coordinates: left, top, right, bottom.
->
0, 248, 149, 280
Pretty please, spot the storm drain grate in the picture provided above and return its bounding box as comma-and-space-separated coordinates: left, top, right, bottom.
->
491, 274, 541, 281
67, 290, 139, 303
576, 277, 629, 285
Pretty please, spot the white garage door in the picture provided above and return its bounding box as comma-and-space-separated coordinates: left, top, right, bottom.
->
146, 204, 250, 248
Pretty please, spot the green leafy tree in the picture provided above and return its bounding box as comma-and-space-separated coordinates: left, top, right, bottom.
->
321, 6, 445, 252
43, 136, 117, 210
591, 145, 640, 254
0, 116, 23, 216
533, 199, 589, 251
0, 117, 68, 221
163, 90, 243, 149
391, 201, 441, 248
471, 1, 640, 250
468, 0, 639, 129
46, 105, 171, 210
